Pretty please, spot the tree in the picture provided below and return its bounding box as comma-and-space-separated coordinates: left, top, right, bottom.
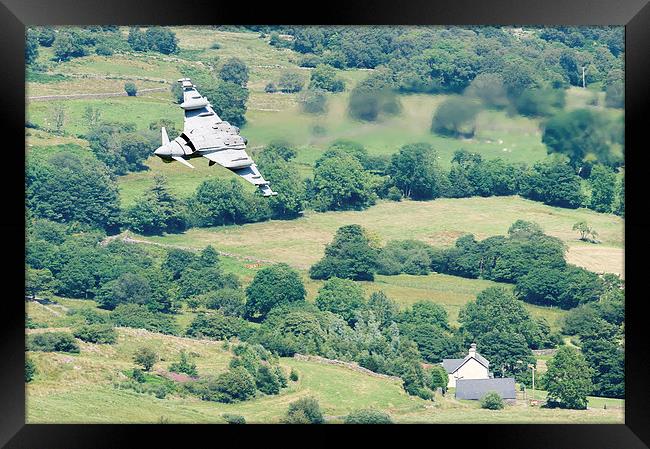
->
429, 365, 448, 393
73, 324, 117, 344
25, 29, 39, 65
278, 71, 304, 93
519, 159, 584, 208
52, 32, 87, 61
28, 332, 80, 353
49, 105, 66, 134
309, 64, 345, 92
26, 267, 57, 300
464, 73, 508, 109
186, 312, 246, 340
480, 391, 505, 410
311, 152, 377, 212
389, 143, 444, 200
283, 397, 324, 424
366, 290, 399, 329
458, 287, 542, 349
244, 263, 306, 320
477, 329, 535, 379
133, 347, 158, 371
25, 357, 37, 382
124, 82, 137, 96
614, 172, 624, 217
124, 175, 188, 235
542, 109, 621, 173
212, 367, 257, 402
344, 409, 393, 424
588, 165, 616, 213
26, 153, 121, 232
111, 303, 178, 334
37, 27, 56, 47
189, 178, 269, 226
144, 27, 178, 54
299, 88, 327, 113
544, 346, 593, 409
83, 106, 102, 129
572, 221, 598, 242
581, 333, 624, 398
127, 27, 149, 51
163, 248, 198, 280
219, 57, 249, 86
200, 81, 249, 127
95, 272, 151, 310
431, 97, 480, 138
309, 224, 379, 281
314, 277, 365, 325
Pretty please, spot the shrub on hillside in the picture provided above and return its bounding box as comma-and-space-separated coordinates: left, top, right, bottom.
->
289, 368, 299, 382
480, 391, 505, 410
73, 324, 117, 344
133, 347, 158, 371
283, 397, 324, 424
111, 304, 178, 335
344, 409, 393, 424
185, 312, 247, 340
25, 357, 36, 382
124, 82, 137, 96
28, 332, 80, 353
168, 350, 198, 377
223, 413, 246, 424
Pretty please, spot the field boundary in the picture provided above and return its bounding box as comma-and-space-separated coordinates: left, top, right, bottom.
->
293, 353, 403, 382
28, 87, 169, 102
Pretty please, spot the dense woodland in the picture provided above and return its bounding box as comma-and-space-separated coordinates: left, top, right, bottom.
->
25, 25, 625, 412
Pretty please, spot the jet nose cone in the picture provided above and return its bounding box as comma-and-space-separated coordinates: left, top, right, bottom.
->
154, 145, 169, 157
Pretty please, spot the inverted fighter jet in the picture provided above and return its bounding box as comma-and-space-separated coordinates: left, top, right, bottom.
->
153, 78, 277, 196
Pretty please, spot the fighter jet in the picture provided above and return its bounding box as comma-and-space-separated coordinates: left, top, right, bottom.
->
153, 78, 277, 196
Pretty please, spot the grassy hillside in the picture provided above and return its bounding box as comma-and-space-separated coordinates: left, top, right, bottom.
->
26, 326, 623, 424
137, 196, 624, 275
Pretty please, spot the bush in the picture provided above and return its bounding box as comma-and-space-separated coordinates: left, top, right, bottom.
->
344, 409, 393, 424
264, 82, 277, 93
278, 71, 304, 93
25, 357, 36, 382
223, 413, 246, 424
387, 186, 402, 201
186, 312, 247, 340
213, 367, 257, 403
124, 82, 137, 96
480, 391, 505, 410
283, 397, 324, 424
111, 304, 178, 335
95, 43, 113, 56
73, 324, 117, 344
130, 368, 146, 383
28, 332, 80, 353
168, 350, 198, 377
133, 347, 158, 371
289, 368, 299, 381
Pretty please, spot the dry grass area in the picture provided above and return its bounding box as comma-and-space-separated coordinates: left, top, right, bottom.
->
142, 196, 624, 274
566, 245, 624, 277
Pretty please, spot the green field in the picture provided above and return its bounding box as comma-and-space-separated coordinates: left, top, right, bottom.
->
26, 326, 623, 424
136, 196, 624, 274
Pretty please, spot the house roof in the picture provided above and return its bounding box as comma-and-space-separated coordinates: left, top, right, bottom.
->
455, 378, 517, 400
442, 351, 490, 374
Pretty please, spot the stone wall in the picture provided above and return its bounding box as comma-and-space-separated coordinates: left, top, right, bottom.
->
293, 354, 402, 382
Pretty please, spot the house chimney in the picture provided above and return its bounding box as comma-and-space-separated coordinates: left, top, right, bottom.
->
469, 343, 477, 358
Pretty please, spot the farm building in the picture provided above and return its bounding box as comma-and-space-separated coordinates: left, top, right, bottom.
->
442, 343, 490, 388
455, 378, 517, 401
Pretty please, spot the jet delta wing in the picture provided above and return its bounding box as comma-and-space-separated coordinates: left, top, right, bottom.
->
153, 78, 277, 196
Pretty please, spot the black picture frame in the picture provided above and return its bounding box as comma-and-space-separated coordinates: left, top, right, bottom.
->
3, 0, 649, 446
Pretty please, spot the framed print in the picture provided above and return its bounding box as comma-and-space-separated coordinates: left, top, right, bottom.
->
2, 0, 649, 446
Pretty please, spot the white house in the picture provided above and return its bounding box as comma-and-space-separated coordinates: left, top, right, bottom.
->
442, 343, 491, 388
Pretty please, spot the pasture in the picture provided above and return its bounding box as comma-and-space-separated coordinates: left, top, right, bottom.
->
26, 326, 623, 424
